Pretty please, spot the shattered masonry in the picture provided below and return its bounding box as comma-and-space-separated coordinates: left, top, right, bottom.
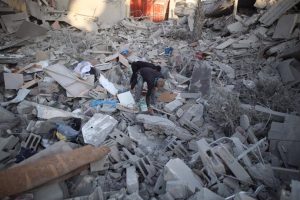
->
0, 0, 300, 199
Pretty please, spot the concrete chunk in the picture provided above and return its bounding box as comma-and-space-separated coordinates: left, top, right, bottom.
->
164, 100, 183, 113
82, 113, 117, 146
164, 158, 203, 193
136, 114, 193, 140
273, 14, 299, 39
188, 188, 224, 200
126, 166, 139, 194
227, 22, 246, 34
214, 145, 253, 184
259, 0, 300, 26
197, 139, 225, 176
166, 180, 189, 199
3, 73, 24, 89
215, 38, 236, 50
277, 59, 300, 85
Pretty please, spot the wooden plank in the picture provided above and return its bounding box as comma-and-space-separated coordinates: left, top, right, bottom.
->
0, 146, 110, 197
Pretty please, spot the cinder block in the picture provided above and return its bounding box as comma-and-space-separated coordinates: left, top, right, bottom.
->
164, 158, 203, 193
126, 166, 139, 194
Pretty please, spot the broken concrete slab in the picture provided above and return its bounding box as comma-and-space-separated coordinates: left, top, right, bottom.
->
164, 99, 183, 113
166, 180, 190, 199
25, 0, 45, 21
213, 61, 235, 79
3, 73, 24, 89
164, 158, 203, 194
63, 13, 98, 32
136, 114, 193, 140
0, 106, 20, 130
82, 113, 118, 147
259, 0, 300, 26
215, 38, 236, 50
1, 88, 30, 106
15, 21, 48, 38
45, 63, 94, 98
188, 188, 224, 200
273, 14, 299, 39
117, 91, 136, 109
0, 12, 27, 33
277, 59, 300, 85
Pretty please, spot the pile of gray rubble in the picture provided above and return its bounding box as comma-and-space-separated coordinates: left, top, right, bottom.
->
0, 0, 300, 199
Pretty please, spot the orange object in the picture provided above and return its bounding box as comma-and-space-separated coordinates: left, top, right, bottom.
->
130, 0, 170, 22
0, 145, 110, 197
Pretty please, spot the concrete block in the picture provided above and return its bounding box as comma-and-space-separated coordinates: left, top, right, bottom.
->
3, 73, 24, 89
136, 156, 157, 182
33, 182, 65, 200
82, 113, 117, 146
188, 188, 224, 200
110, 128, 135, 149
154, 172, 166, 194
291, 180, 300, 200
164, 100, 183, 113
164, 136, 188, 158
215, 38, 236, 50
214, 145, 253, 184
176, 108, 184, 118
166, 180, 189, 199
0, 135, 19, 151
197, 139, 225, 175
90, 155, 110, 172
23, 133, 41, 151
178, 93, 200, 99
126, 166, 139, 194
164, 158, 203, 193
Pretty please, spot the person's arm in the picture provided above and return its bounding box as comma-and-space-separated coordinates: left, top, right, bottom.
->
130, 62, 138, 89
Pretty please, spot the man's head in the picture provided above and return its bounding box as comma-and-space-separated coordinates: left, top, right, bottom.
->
156, 78, 165, 88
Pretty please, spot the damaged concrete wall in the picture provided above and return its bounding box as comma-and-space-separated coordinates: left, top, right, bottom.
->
68, 0, 128, 26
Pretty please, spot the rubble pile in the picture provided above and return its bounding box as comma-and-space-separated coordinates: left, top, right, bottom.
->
0, 0, 300, 199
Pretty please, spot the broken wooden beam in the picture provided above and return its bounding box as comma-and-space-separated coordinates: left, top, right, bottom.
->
0, 145, 110, 197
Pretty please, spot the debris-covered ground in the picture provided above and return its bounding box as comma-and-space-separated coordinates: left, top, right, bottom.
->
0, 0, 300, 199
